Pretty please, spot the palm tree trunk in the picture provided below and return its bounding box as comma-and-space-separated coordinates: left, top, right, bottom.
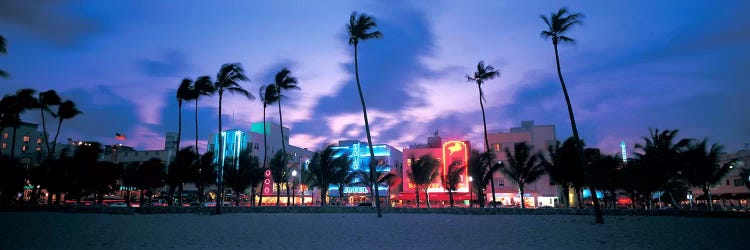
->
320, 188, 327, 206
339, 184, 344, 206
478, 86, 497, 209
51, 119, 63, 161
178, 184, 183, 206
262, 105, 268, 169
216, 91, 224, 214
520, 185, 525, 209
353, 43, 382, 217
703, 186, 712, 211
553, 43, 603, 223
424, 187, 431, 208
277, 99, 286, 155
10, 126, 17, 159
448, 188, 454, 207
40, 108, 52, 161
275, 182, 281, 207
415, 186, 420, 208
194, 99, 200, 155
258, 185, 264, 207
286, 182, 291, 206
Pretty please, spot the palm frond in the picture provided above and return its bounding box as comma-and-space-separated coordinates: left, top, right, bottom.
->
225, 87, 254, 100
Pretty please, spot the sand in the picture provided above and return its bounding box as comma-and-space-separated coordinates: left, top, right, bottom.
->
0, 212, 746, 249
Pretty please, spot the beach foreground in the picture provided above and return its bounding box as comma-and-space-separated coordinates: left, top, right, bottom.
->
0, 212, 746, 249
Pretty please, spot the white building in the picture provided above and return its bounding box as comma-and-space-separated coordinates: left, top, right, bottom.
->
1, 122, 48, 166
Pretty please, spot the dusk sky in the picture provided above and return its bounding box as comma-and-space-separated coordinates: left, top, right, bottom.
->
1, 0, 748, 155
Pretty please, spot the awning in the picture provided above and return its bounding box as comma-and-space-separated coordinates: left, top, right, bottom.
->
395, 192, 472, 201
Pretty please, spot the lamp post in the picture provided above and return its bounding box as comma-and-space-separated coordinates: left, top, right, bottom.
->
292, 170, 298, 206
468, 176, 474, 208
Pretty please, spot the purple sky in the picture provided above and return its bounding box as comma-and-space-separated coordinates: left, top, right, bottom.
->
1, 0, 748, 155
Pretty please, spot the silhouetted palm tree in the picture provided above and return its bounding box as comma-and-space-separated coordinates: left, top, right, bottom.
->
3, 89, 39, 159
38, 90, 61, 160
500, 142, 545, 209
467, 150, 501, 208
259, 84, 279, 169
51, 100, 82, 161
192, 152, 216, 203
466, 61, 500, 207
176, 79, 193, 151
348, 11, 384, 217
379, 171, 400, 207
542, 137, 586, 208
191, 76, 215, 155
134, 158, 167, 206
682, 139, 728, 211
333, 163, 354, 206
540, 7, 604, 223
636, 128, 691, 208
441, 161, 464, 207
224, 148, 259, 206
268, 150, 289, 206
167, 146, 196, 206
271, 68, 298, 156
586, 149, 622, 209
0, 35, 8, 78
307, 146, 349, 206
407, 154, 440, 208
213, 63, 253, 213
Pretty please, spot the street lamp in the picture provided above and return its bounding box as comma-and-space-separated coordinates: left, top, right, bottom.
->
292, 170, 298, 206
468, 176, 474, 208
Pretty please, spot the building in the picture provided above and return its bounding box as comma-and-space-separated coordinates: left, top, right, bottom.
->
0, 122, 48, 166
398, 134, 472, 207
106, 132, 178, 166
689, 149, 750, 209
325, 140, 403, 206
486, 120, 559, 208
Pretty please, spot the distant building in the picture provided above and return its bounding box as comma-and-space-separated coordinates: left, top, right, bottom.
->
327, 140, 403, 206
1, 122, 48, 167
486, 120, 559, 208
690, 149, 750, 209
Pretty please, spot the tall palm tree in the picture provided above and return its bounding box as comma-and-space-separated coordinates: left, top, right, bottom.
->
0, 35, 8, 78
38, 90, 61, 160
466, 61, 500, 207
682, 139, 728, 211
191, 76, 215, 155
348, 10, 384, 217
441, 161, 464, 207
501, 142, 546, 209
50, 100, 81, 161
259, 84, 280, 169
175, 79, 193, 152
407, 154, 440, 208
307, 146, 349, 206
213, 63, 253, 214
635, 128, 691, 208
540, 8, 604, 223
271, 68, 299, 156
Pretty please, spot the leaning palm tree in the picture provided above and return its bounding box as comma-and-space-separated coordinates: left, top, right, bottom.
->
191, 76, 215, 155
407, 154, 440, 208
540, 7, 604, 223
0, 35, 8, 78
682, 139, 728, 211
38, 90, 61, 160
466, 61, 500, 207
50, 100, 81, 162
501, 142, 546, 209
213, 63, 253, 214
441, 161, 464, 207
259, 84, 280, 169
175, 78, 193, 153
271, 68, 299, 156
348, 10, 384, 217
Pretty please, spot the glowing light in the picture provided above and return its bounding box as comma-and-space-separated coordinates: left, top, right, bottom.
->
620, 140, 628, 163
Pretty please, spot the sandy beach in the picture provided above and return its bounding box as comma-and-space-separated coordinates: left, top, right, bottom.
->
0, 212, 747, 249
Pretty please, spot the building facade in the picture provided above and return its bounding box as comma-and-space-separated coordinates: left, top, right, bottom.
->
325, 140, 403, 206
1, 122, 48, 166
486, 120, 559, 208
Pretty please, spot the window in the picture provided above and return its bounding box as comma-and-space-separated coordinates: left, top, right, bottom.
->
726, 179, 730, 186
23, 136, 31, 143
2, 133, 7, 139
407, 158, 412, 167
22, 145, 28, 152
36, 138, 42, 144
1, 142, 5, 149
35, 146, 41, 151
494, 144, 500, 152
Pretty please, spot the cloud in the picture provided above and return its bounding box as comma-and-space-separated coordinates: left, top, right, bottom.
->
137, 50, 190, 77
0, 0, 102, 47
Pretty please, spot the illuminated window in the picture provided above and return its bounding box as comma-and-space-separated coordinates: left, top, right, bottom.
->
36, 138, 43, 144
2, 133, 7, 139
407, 158, 412, 167
22, 145, 28, 152
36, 146, 41, 151
494, 144, 500, 152
1, 142, 5, 149
23, 136, 31, 143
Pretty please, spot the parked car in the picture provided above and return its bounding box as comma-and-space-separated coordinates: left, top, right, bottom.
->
151, 199, 167, 207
